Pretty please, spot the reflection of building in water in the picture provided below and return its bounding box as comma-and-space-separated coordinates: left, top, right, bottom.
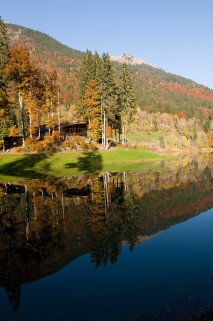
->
1, 156, 213, 310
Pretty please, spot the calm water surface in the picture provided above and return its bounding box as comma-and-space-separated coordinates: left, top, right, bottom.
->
1, 155, 213, 320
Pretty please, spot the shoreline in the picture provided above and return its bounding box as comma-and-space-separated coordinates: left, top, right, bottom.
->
0, 150, 166, 181
0, 148, 211, 181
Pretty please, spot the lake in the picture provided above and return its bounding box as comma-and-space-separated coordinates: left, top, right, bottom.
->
1, 154, 213, 320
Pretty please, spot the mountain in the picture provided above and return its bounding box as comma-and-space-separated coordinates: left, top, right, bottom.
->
5, 22, 83, 108
110, 51, 156, 67
5, 21, 84, 59
4, 22, 213, 121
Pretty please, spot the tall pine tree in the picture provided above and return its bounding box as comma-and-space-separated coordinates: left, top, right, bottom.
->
77, 50, 97, 118
98, 53, 119, 148
78, 52, 136, 148
118, 63, 136, 145
0, 17, 10, 151
0, 17, 8, 89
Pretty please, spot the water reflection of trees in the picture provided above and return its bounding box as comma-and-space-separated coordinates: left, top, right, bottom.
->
1, 155, 213, 309
86, 173, 140, 267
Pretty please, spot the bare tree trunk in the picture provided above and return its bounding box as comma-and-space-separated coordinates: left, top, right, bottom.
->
101, 101, 104, 147
89, 118, 91, 142
2, 138, 5, 153
103, 113, 106, 148
58, 89, 61, 142
18, 91, 25, 147
51, 99, 54, 133
29, 114, 32, 138
123, 172, 128, 192
29, 91, 32, 138
5, 183, 7, 195
62, 193, 65, 220
104, 173, 109, 213
33, 192, 37, 219
48, 112, 51, 137
106, 117, 108, 149
37, 111, 41, 139
42, 189, 44, 216
25, 185, 29, 240
122, 121, 125, 145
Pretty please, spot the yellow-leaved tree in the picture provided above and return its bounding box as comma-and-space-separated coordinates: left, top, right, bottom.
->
2, 45, 32, 147
42, 70, 57, 137
83, 79, 101, 142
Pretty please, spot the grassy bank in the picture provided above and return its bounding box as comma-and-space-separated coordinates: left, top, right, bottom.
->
0, 150, 165, 181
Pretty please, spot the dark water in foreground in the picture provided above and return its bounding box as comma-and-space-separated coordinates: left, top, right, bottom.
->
1, 155, 213, 320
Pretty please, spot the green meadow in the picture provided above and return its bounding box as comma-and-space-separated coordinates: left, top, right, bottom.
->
0, 150, 165, 181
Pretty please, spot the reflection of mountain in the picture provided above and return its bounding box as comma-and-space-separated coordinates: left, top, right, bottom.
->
1, 155, 213, 310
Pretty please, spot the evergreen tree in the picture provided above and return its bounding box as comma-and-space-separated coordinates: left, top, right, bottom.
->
77, 50, 96, 117
78, 50, 103, 99
93, 51, 102, 82
159, 136, 165, 149
118, 63, 136, 145
204, 118, 210, 134
0, 17, 8, 90
99, 53, 119, 147
0, 17, 10, 150
193, 129, 197, 141
78, 51, 119, 148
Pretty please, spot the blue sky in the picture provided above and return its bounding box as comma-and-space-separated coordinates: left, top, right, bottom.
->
1, 0, 213, 88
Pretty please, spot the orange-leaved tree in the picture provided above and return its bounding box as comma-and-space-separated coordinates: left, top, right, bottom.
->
24, 57, 45, 139
2, 45, 31, 146
42, 69, 57, 137
207, 129, 213, 148
25, 90, 39, 138
83, 79, 101, 142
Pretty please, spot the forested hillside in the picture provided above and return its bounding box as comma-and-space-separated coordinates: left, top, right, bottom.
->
5, 22, 84, 59
5, 22, 83, 107
3, 21, 213, 150
114, 57, 213, 119
133, 68, 213, 118
5, 22, 213, 119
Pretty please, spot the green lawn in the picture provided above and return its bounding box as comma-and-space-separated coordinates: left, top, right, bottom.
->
126, 130, 177, 145
0, 150, 164, 181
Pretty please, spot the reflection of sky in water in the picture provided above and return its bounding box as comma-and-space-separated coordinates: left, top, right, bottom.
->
3, 209, 213, 321
1, 157, 213, 320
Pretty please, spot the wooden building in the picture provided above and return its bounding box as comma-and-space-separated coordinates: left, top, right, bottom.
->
60, 121, 87, 137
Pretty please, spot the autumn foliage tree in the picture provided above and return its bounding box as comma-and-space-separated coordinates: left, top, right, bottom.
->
2, 40, 59, 145
0, 17, 10, 151
2, 44, 32, 146
207, 130, 213, 148
83, 79, 101, 142
42, 69, 57, 136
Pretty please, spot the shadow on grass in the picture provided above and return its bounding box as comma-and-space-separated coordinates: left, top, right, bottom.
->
0, 150, 103, 180
65, 150, 103, 174
0, 154, 54, 179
